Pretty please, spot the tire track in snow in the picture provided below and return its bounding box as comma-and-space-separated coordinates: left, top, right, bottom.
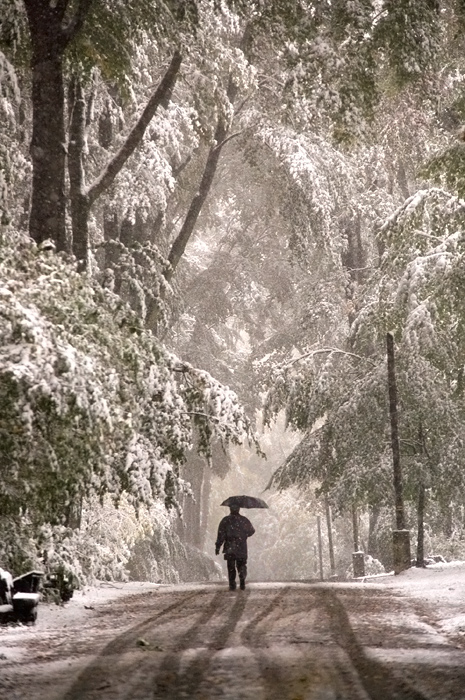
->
317, 588, 431, 700
238, 586, 369, 700
149, 589, 250, 699
62, 589, 203, 700
59, 584, 455, 700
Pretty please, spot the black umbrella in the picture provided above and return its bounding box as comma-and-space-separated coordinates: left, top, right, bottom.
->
220, 495, 269, 509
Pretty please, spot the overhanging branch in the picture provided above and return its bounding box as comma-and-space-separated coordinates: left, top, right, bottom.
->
86, 50, 182, 205
213, 130, 243, 152
284, 347, 376, 367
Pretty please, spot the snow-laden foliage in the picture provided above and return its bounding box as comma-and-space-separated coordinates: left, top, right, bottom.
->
278, 0, 378, 141
245, 124, 370, 353
0, 45, 28, 228
258, 125, 359, 261
267, 350, 389, 504
422, 141, 465, 199
0, 0, 28, 63
373, 0, 441, 88
355, 188, 465, 365
268, 185, 465, 516
269, 344, 465, 516
0, 229, 255, 568
38, 494, 189, 585
258, 0, 444, 142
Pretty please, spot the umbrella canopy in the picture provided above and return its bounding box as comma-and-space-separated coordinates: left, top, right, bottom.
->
220, 495, 269, 509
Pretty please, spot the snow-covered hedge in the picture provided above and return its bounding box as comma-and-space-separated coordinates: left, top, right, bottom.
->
0, 230, 254, 572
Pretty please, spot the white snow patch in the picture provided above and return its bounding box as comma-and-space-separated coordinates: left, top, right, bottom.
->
361, 560, 465, 641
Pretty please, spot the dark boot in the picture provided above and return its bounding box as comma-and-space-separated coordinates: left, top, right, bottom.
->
237, 559, 247, 590
227, 558, 237, 590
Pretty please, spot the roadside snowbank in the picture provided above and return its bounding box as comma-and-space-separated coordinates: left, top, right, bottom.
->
361, 560, 465, 643
35, 581, 166, 630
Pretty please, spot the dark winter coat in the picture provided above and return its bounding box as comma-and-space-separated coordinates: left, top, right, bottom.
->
215, 513, 255, 559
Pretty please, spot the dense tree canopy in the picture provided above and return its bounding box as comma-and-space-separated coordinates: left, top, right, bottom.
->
2, 0, 465, 578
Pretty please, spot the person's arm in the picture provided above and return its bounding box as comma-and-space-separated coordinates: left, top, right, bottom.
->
215, 519, 226, 554
246, 518, 255, 537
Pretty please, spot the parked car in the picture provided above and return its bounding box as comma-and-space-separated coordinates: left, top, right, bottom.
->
0, 568, 42, 624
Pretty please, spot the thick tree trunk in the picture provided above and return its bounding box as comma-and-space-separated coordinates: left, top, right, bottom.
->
24, 0, 93, 252
25, 0, 180, 267
29, 52, 68, 251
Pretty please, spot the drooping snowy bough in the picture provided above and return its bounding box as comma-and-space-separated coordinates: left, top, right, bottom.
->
0, 231, 255, 570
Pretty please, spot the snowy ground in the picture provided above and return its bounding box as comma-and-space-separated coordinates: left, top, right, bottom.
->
2, 561, 465, 649
358, 560, 465, 646
1, 562, 465, 699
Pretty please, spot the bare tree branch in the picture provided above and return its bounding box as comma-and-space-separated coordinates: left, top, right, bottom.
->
284, 347, 376, 367
86, 51, 182, 205
213, 130, 243, 152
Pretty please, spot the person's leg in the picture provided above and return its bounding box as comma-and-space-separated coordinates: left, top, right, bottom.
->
226, 558, 237, 589
237, 558, 247, 589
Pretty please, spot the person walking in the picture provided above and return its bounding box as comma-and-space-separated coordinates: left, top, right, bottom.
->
215, 505, 255, 590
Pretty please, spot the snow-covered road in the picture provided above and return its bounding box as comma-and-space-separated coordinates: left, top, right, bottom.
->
2, 563, 465, 699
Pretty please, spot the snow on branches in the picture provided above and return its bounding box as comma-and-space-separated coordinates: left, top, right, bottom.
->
266, 185, 465, 512
359, 188, 465, 362
0, 232, 254, 533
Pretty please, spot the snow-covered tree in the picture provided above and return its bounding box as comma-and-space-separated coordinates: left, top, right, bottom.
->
268, 184, 465, 566
0, 228, 255, 571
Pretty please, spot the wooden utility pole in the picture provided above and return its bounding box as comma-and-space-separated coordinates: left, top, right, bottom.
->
416, 483, 426, 567
352, 504, 359, 551
316, 515, 324, 581
351, 504, 365, 578
386, 332, 411, 573
324, 497, 336, 579
387, 332, 405, 530
416, 423, 426, 568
